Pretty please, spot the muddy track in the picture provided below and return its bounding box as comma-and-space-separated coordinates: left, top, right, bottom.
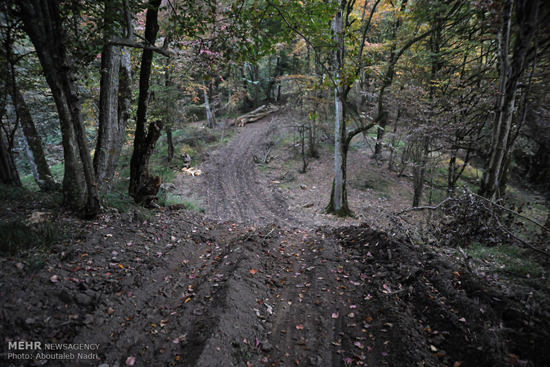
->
201, 117, 294, 225
3, 116, 550, 367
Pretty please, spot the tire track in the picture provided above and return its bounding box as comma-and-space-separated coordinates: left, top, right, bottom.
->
201, 117, 294, 225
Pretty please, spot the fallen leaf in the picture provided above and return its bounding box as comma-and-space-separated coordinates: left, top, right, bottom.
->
354, 341, 364, 349
347, 313, 355, 318
296, 325, 304, 330
332, 313, 339, 319
125, 356, 135, 366
453, 362, 463, 367
365, 316, 373, 323
107, 307, 115, 315
68, 314, 79, 320
249, 269, 258, 275
345, 357, 353, 365
50, 275, 59, 283
46, 330, 59, 338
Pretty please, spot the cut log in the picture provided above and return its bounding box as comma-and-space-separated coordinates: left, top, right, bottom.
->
232, 104, 279, 127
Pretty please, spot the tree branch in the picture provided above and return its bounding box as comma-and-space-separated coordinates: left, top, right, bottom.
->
108, 37, 171, 57
393, 197, 456, 216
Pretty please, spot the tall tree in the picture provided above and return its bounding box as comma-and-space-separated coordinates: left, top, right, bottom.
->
128, 0, 164, 204
13, 0, 99, 217
478, 0, 542, 199
94, 0, 125, 191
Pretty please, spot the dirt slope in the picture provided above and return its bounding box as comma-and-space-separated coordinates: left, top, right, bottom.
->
2, 116, 550, 367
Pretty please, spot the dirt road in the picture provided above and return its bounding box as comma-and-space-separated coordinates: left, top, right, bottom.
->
2, 117, 550, 367
200, 117, 294, 225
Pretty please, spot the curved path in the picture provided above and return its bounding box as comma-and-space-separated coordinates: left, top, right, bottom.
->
200, 116, 294, 225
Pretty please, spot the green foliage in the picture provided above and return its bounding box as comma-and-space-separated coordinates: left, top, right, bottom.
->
466, 243, 545, 279
101, 191, 135, 214
156, 189, 205, 213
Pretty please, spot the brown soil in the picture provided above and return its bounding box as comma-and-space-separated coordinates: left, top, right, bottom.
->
2, 113, 550, 367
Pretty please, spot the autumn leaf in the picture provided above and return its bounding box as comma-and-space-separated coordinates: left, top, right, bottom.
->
249, 269, 258, 275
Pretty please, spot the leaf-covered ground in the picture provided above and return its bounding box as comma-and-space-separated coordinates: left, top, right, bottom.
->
1, 115, 550, 367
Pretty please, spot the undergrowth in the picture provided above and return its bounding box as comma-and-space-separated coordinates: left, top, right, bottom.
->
466, 243, 545, 279
0, 221, 70, 257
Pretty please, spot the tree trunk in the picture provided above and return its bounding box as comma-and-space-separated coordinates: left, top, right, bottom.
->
307, 112, 319, 159
166, 126, 174, 162
204, 80, 216, 128
14, 88, 56, 190
373, 110, 387, 159
412, 139, 429, 207
0, 129, 20, 185
129, 0, 163, 203
16, 0, 99, 217
94, 0, 131, 191
479, 0, 540, 199
326, 3, 352, 217
94, 42, 122, 190
130, 119, 164, 205
118, 45, 132, 152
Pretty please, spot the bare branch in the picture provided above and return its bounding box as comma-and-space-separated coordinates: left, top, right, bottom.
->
108, 37, 171, 57
393, 197, 456, 216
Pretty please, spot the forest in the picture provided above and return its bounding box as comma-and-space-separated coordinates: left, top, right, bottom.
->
1, 0, 550, 366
